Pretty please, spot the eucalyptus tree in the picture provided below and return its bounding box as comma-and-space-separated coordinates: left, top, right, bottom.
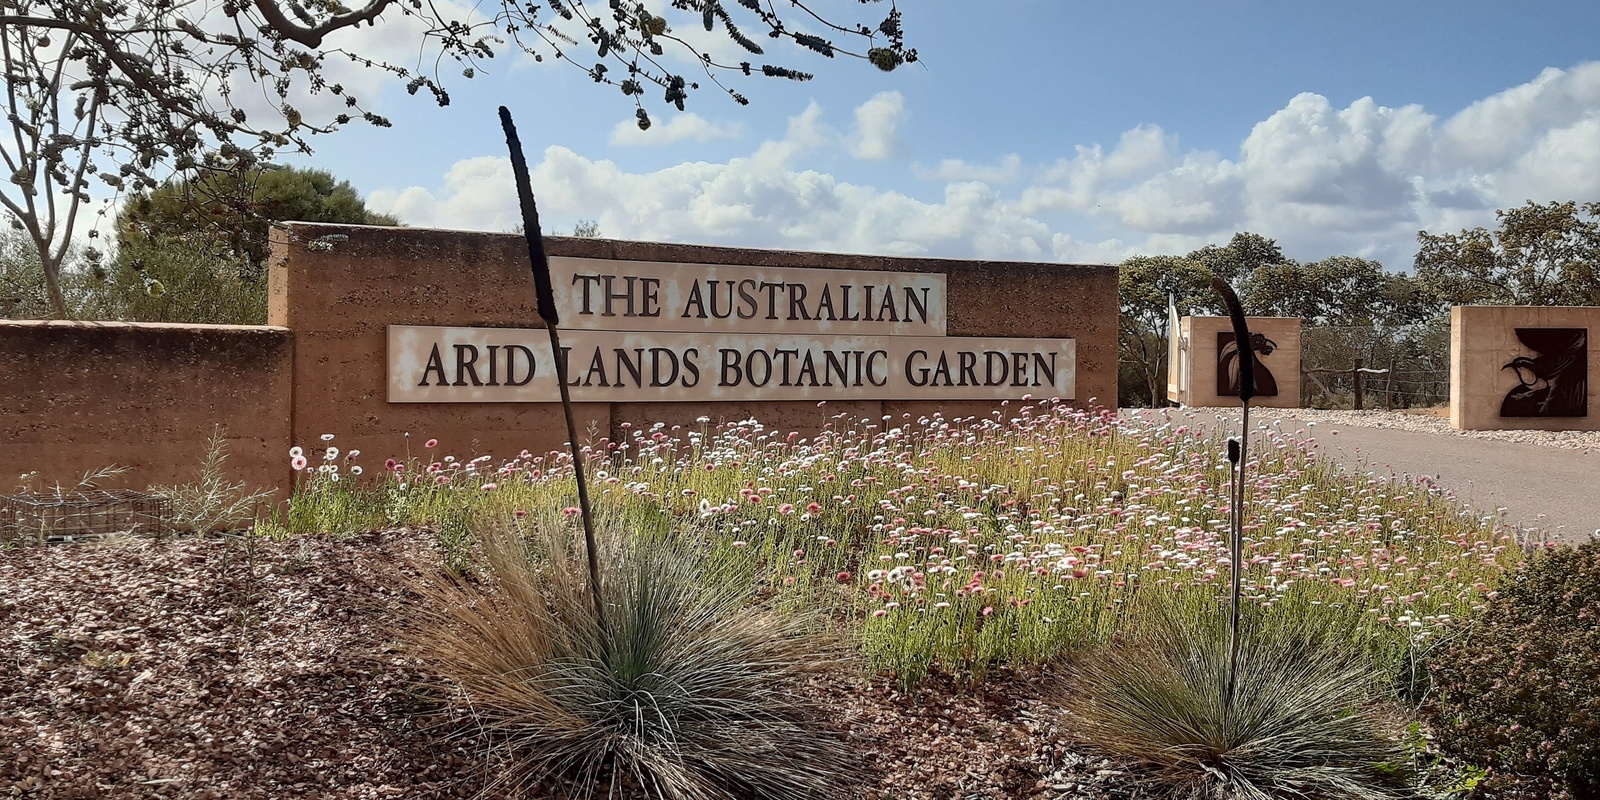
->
0, 0, 915, 317
1415, 200, 1600, 307
1118, 254, 1218, 406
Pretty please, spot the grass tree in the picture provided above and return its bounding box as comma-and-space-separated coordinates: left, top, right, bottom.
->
407, 513, 851, 799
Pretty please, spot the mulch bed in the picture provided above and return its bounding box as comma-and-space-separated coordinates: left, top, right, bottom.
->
1, 530, 1135, 799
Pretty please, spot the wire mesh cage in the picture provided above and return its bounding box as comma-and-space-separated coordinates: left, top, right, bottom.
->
0, 489, 170, 544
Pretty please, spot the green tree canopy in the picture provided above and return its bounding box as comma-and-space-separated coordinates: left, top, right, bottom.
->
1242, 255, 1436, 326
1117, 254, 1218, 406
1414, 201, 1600, 306
116, 165, 399, 273
1188, 232, 1290, 286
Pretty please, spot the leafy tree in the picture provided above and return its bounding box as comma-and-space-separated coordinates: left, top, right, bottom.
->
0, 224, 116, 319
1188, 232, 1291, 286
98, 163, 395, 324
116, 164, 399, 275
1415, 201, 1600, 306
1242, 255, 1437, 326
1118, 254, 1218, 407
100, 239, 271, 325
2, 1, 917, 317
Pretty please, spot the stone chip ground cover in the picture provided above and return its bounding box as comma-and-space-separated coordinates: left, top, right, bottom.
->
2, 530, 1146, 799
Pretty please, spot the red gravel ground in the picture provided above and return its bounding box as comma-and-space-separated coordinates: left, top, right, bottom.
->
1, 531, 1135, 800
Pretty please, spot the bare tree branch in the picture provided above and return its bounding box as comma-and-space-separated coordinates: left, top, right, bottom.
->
250, 0, 394, 48
0, 0, 915, 318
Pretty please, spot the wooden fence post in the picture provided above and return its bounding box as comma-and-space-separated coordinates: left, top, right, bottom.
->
1353, 358, 1365, 410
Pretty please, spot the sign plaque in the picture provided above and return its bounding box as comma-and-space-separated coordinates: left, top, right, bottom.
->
547, 257, 947, 336
388, 326, 1075, 403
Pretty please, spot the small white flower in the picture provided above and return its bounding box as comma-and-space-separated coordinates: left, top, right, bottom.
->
324, 447, 339, 460
320, 433, 336, 441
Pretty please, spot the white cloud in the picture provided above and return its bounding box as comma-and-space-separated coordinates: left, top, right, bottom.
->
916, 155, 1023, 184
1104, 126, 1173, 178
368, 155, 521, 233
1075, 62, 1600, 262
370, 62, 1600, 268
610, 113, 742, 147
367, 101, 1121, 262
847, 91, 906, 160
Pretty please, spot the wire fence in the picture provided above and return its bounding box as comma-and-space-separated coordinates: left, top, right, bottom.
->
1299, 322, 1451, 409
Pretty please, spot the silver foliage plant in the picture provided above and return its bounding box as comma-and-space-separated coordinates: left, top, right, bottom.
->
1057, 595, 1404, 800
406, 512, 853, 799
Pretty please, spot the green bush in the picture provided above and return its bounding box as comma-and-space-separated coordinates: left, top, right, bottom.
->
1055, 593, 1404, 800
1423, 542, 1600, 799
104, 237, 268, 325
405, 512, 852, 800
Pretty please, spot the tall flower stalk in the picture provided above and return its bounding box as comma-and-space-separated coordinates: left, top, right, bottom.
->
1212, 276, 1254, 711
499, 106, 606, 632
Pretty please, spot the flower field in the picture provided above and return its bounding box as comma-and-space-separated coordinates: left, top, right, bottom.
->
270, 401, 1525, 685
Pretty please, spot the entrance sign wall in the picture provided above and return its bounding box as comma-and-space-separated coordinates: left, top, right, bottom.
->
1167, 316, 1302, 409
270, 223, 1118, 483
1450, 305, 1600, 431
0, 223, 1115, 495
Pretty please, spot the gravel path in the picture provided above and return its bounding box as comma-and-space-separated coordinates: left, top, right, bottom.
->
1123, 408, 1600, 544
1273, 408, 1600, 454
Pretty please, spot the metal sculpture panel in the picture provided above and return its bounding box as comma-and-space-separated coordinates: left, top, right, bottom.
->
1501, 327, 1587, 417
1217, 332, 1279, 398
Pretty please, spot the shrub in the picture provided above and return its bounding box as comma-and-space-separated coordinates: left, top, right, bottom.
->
103, 237, 268, 325
149, 428, 274, 533
1423, 542, 1600, 799
1055, 593, 1403, 800
406, 512, 852, 800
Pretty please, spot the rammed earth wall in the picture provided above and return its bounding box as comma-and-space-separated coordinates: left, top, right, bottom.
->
0, 223, 1117, 494
0, 321, 293, 492
1451, 305, 1600, 431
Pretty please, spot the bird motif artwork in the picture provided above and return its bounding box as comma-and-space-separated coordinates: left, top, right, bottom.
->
1501, 327, 1588, 417
1217, 332, 1279, 398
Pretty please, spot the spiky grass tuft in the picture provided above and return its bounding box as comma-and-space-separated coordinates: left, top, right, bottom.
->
1056, 595, 1404, 800
408, 512, 852, 800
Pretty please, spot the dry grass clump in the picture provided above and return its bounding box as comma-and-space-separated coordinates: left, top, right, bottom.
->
407, 513, 852, 800
1055, 596, 1404, 800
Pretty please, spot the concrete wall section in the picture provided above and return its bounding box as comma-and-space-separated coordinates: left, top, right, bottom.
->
1451, 305, 1600, 431
270, 223, 1117, 457
1174, 316, 1301, 409
0, 321, 293, 492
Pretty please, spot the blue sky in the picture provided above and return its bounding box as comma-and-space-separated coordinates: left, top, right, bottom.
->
281, 0, 1600, 268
